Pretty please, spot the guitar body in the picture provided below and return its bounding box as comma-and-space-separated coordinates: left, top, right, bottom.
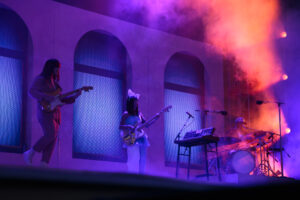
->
122, 128, 145, 146
121, 105, 172, 146
39, 96, 65, 112
40, 86, 93, 112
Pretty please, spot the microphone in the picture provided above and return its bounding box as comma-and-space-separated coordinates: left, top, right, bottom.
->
199, 109, 227, 116
219, 111, 227, 116
186, 112, 194, 118
256, 100, 264, 105
256, 100, 284, 105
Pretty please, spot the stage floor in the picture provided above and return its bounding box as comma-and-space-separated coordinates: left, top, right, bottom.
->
0, 165, 298, 199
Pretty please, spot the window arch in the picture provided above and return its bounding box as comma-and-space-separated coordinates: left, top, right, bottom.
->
164, 52, 205, 166
0, 5, 31, 153
73, 31, 130, 162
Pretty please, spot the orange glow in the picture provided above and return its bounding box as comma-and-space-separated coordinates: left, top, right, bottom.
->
178, 0, 287, 138
194, 0, 287, 134
251, 92, 288, 135
280, 31, 287, 38
199, 0, 283, 92
169, 1, 288, 140
282, 74, 288, 80
285, 128, 291, 134
127, 1, 283, 92
128, 1, 283, 92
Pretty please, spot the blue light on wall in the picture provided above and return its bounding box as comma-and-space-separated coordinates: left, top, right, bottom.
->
0, 7, 28, 152
0, 56, 22, 146
73, 31, 127, 162
164, 52, 204, 166
73, 72, 124, 159
164, 89, 202, 164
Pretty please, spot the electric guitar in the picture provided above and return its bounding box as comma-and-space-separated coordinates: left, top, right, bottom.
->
39, 86, 93, 112
122, 105, 172, 146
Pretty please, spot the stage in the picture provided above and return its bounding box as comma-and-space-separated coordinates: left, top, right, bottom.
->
0, 166, 297, 199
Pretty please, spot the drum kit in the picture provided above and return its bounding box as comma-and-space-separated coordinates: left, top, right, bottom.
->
222, 130, 280, 176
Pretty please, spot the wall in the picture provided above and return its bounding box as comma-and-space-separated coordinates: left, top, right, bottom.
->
0, 0, 224, 178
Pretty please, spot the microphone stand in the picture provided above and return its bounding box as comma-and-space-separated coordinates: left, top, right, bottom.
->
174, 115, 192, 178
174, 116, 192, 142
277, 102, 284, 177
202, 110, 208, 128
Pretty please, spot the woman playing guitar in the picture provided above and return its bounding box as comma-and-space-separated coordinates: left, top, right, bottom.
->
119, 89, 153, 174
119, 89, 172, 174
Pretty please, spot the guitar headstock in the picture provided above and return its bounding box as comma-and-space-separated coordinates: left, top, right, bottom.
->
81, 86, 93, 92
161, 105, 172, 113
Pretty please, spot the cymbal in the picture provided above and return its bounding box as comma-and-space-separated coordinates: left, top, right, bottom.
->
254, 130, 277, 137
239, 134, 271, 147
251, 131, 268, 138
238, 146, 257, 152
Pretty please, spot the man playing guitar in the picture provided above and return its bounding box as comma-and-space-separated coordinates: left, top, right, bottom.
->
24, 59, 90, 167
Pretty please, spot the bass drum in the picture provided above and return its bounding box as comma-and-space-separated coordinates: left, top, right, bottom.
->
230, 150, 255, 174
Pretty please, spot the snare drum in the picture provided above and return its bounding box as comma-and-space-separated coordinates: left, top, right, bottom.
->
230, 150, 255, 174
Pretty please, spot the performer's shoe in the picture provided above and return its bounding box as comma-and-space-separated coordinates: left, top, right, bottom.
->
23, 149, 34, 165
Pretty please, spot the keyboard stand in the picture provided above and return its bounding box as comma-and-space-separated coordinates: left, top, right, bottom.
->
203, 142, 222, 181
175, 145, 192, 179
175, 137, 221, 181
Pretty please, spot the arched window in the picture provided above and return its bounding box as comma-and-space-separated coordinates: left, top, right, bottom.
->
73, 31, 130, 162
0, 6, 31, 153
164, 52, 205, 166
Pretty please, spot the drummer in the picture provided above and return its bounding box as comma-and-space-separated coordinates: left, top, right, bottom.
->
222, 117, 254, 173
227, 117, 252, 144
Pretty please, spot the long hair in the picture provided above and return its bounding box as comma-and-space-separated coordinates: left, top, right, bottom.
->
40, 59, 60, 81
126, 97, 139, 116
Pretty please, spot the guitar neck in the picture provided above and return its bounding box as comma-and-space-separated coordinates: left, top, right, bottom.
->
60, 88, 82, 98
139, 110, 164, 129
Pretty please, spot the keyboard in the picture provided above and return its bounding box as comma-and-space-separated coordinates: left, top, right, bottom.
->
174, 127, 218, 147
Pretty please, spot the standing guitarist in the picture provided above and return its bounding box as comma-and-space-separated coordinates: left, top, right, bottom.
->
119, 89, 160, 174
24, 59, 81, 167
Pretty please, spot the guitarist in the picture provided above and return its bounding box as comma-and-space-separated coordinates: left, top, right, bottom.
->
24, 59, 81, 167
119, 89, 159, 174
